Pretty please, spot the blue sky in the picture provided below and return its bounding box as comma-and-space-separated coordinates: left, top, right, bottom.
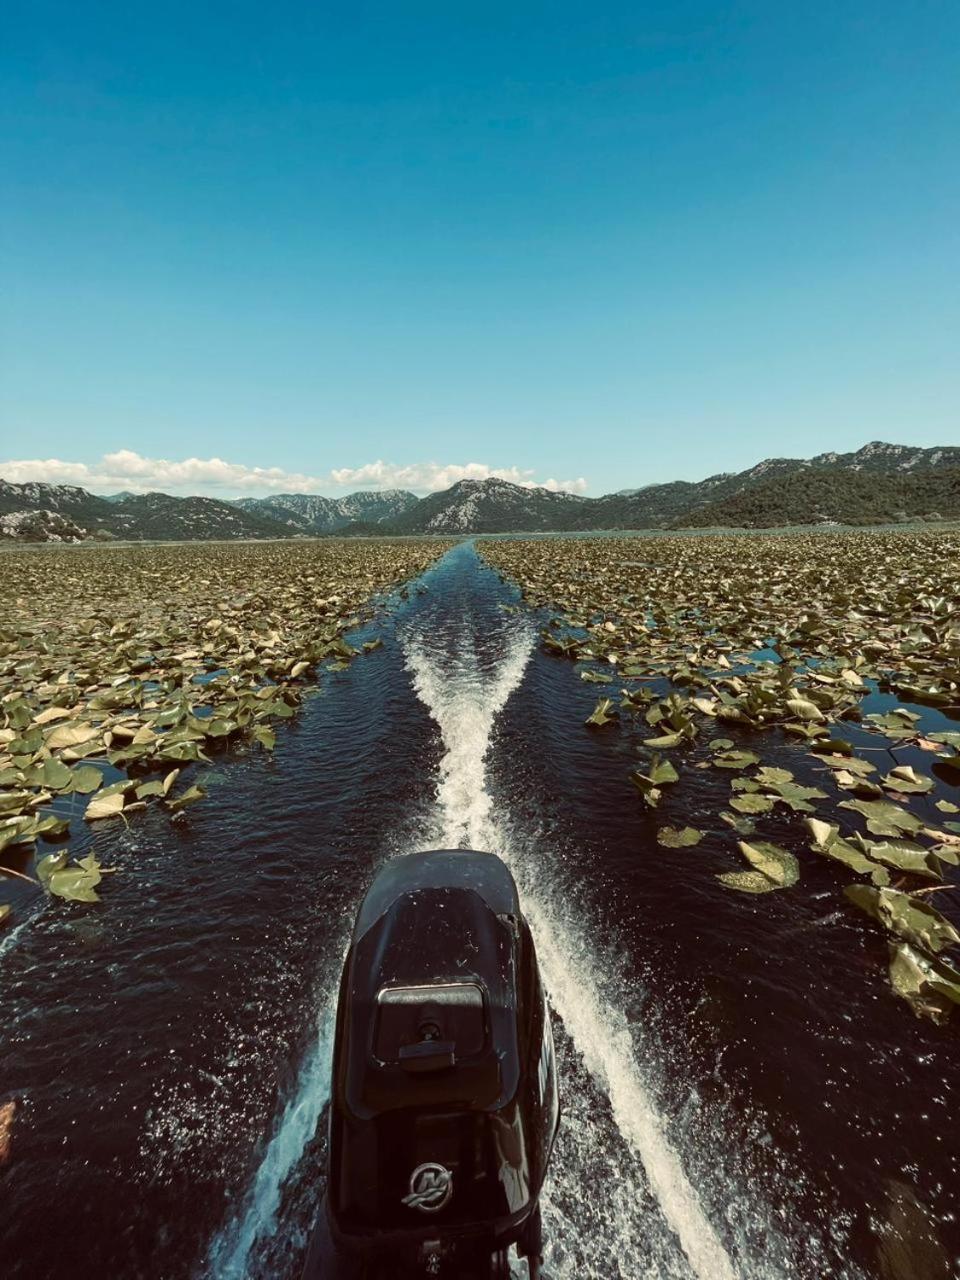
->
1, 2, 957, 496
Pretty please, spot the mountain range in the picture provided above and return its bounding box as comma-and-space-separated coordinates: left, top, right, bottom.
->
2, 442, 958, 542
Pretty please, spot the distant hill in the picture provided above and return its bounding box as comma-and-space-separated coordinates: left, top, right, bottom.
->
3, 442, 959, 541
676, 466, 960, 528
0, 480, 291, 542
388, 477, 588, 533
235, 489, 419, 533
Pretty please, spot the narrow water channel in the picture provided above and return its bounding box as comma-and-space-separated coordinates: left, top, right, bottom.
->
1, 542, 957, 1279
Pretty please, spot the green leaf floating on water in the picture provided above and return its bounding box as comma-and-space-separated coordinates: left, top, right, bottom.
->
580, 669, 613, 684
0, 904, 11, 928
845, 884, 960, 954
803, 818, 890, 884
84, 792, 125, 822
719, 840, 799, 893
881, 765, 933, 795
630, 753, 678, 808
847, 833, 944, 881
36, 849, 69, 887
755, 766, 793, 786
585, 698, 617, 728
253, 725, 276, 750
40, 757, 73, 791
888, 942, 960, 1024
839, 798, 924, 838
785, 694, 825, 722
166, 785, 206, 813
713, 750, 760, 770
657, 826, 703, 848
48, 854, 103, 904
70, 764, 103, 795
717, 870, 780, 894
730, 793, 774, 814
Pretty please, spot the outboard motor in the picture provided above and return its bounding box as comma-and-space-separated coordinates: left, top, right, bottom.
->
303, 850, 559, 1279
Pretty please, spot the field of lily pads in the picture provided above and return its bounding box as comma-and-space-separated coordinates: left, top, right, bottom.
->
0, 538, 449, 919
481, 530, 960, 1025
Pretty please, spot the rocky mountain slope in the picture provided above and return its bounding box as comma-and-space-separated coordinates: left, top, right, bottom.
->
389, 477, 588, 533
235, 488, 418, 533
3, 443, 958, 540
0, 481, 290, 542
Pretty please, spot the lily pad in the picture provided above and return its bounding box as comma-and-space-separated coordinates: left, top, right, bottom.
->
888, 943, 960, 1024
845, 885, 960, 953
657, 826, 703, 848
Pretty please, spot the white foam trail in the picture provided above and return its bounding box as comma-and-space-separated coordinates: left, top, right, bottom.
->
402, 618, 740, 1280
403, 622, 535, 849
205, 1004, 336, 1279
0, 909, 39, 963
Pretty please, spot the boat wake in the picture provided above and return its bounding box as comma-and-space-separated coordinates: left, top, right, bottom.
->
402, 610, 742, 1280
204, 547, 801, 1280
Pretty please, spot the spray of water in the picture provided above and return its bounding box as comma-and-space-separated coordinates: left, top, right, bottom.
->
401, 617, 741, 1280
204, 1002, 337, 1279
205, 576, 759, 1280
403, 620, 536, 849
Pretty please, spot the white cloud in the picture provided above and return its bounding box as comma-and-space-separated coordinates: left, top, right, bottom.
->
0, 451, 590, 497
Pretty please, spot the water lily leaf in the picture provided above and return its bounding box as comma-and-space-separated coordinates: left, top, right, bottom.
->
585, 698, 618, 728
709, 738, 734, 750
41, 757, 73, 790
935, 798, 960, 813
881, 766, 933, 795
49, 857, 102, 903
713, 750, 760, 770
803, 818, 888, 881
70, 764, 103, 794
253, 725, 276, 750
720, 810, 756, 835
730, 793, 774, 814
845, 885, 960, 953
33, 705, 73, 725
0, 791, 32, 816
159, 740, 205, 763
888, 942, 960, 1024
657, 826, 703, 848
0, 818, 39, 853
36, 849, 69, 887
785, 695, 825, 722
45, 722, 99, 750
0, 904, 11, 928
647, 755, 679, 785
839, 798, 924, 837
580, 669, 613, 684
717, 870, 782, 894
166, 784, 206, 813
8, 728, 44, 755
202, 717, 238, 738
84, 792, 124, 821
136, 780, 165, 799
736, 840, 800, 887
643, 730, 684, 747
162, 768, 180, 795
755, 766, 793, 786
810, 738, 854, 756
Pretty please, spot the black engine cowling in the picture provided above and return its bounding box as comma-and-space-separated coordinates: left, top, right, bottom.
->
304, 849, 559, 1279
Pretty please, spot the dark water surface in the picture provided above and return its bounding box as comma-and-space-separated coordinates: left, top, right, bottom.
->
1, 542, 958, 1280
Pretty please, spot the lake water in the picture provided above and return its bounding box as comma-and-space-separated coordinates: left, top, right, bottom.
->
1, 541, 957, 1279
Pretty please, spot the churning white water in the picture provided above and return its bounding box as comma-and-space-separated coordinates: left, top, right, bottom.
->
206, 584, 748, 1280
205, 1003, 338, 1279
401, 616, 741, 1280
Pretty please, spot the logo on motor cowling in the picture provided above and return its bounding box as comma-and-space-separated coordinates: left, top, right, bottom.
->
402, 1162, 453, 1213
